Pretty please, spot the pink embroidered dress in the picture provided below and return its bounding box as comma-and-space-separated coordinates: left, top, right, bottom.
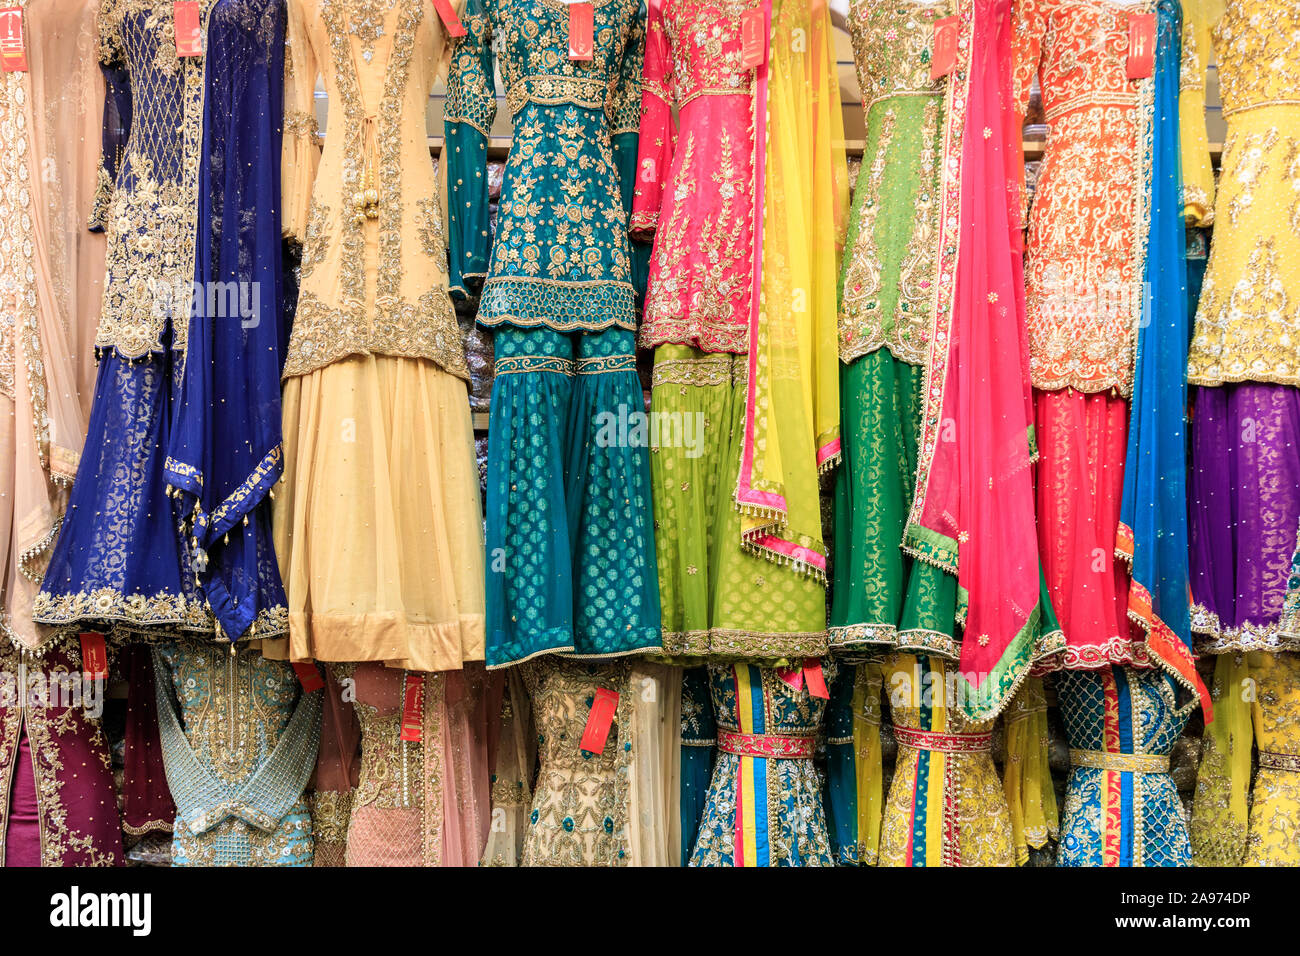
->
632, 0, 829, 661
632, 0, 754, 353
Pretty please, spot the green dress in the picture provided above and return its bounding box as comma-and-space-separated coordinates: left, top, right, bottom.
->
830, 0, 960, 655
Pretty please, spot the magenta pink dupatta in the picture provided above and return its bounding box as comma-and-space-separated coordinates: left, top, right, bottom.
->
904, 0, 1061, 721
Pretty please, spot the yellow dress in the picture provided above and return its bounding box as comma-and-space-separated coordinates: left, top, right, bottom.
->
1183, 0, 1300, 387
1192, 652, 1300, 865
266, 0, 485, 672
833, 654, 1054, 866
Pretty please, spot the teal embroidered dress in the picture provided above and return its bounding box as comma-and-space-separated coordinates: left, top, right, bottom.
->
446, 0, 659, 668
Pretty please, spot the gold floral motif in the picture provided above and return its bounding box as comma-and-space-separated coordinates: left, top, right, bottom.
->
95, 0, 214, 358
414, 196, 445, 257
1226, 128, 1279, 226
0, 640, 120, 867
283, 107, 319, 139
1016, 0, 1151, 395
286, 0, 470, 381
838, 107, 894, 359
1189, 235, 1298, 387
519, 659, 633, 867
1212, 0, 1300, 117
641, 127, 752, 352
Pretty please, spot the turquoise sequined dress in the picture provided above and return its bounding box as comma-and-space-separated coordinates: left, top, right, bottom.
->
1056, 667, 1194, 867
153, 641, 320, 866
446, 0, 659, 668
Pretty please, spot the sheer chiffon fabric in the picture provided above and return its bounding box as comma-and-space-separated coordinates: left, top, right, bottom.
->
1188, 383, 1300, 653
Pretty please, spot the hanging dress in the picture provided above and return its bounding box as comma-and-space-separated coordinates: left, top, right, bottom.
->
831, 0, 960, 662
266, 0, 485, 673
165, 0, 291, 644
1014, 0, 1149, 671
310, 662, 493, 866
0, 640, 124, 866
153, 640, 320, 866
1056, 666, 1194, 866
33, 0, 213, 637
1171, 0, 1300, 868
446, 0, 660, 669
687, 661, 836, 867
633, 0, 825, 659
826, 654, 1048, 867
477, 658, 678, 866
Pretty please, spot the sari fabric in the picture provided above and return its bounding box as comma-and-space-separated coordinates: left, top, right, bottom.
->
166, 0, 289, 643
906, 0, 1059, 721
0, 639, 124, 866
34, 0, 213, 636
734, 0, 845, 584
2, 0, 103, 651
1117, 0, 1208, 709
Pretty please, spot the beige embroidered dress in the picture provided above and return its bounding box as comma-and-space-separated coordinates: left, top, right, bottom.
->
268, 0, 485, 672
2, 0, 103, 649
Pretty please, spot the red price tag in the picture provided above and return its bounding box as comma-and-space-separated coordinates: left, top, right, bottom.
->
80, 633, 109, 683
578, 687, 619, 754
292, 662, 325, 693
432, 0, 467, 38
568, 1, 593, 60
400, 673, 424, 742
804, 661, 829, 700
174, 1, 203, 57
930, 16, 959, 81
740, 6, 765, 69
0, 7, 27, 72
1127, 13, 1155, 80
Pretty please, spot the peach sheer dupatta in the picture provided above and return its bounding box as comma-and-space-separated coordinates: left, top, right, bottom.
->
2, 0, 104, 649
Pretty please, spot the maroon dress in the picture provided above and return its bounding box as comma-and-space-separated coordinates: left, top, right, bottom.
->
0, 638, 123, 866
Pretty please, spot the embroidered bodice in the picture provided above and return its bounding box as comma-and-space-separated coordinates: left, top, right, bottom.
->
282, 0, 468, 381
94, 0, 213, 358
159, 642, 301, 783
632, 0, 756, 353
1185, 0, 1300, 387
838, 0, 951, 365
1014, 0, 1153, 395
519, 659, 634, 866
1214, 0, 1300, 116
154, 641, 319, 865
445, 0, 645, 333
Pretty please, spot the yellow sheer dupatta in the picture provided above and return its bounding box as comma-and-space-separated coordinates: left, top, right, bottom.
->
735, 0, 848, 578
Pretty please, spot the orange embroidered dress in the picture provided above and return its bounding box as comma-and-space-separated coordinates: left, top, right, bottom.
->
1014, 0, 1150, 668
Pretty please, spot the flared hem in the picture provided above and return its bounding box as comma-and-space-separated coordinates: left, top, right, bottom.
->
265, 612, 486, 673
1190, 603, 1300, 654
486, 630, 663, 670
661, 628, 827, 661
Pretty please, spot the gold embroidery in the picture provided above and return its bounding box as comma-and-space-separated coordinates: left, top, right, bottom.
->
415, 196, 444, 258
838, 107, 895, 360
286, 0, 469, 381
95, 0, 214, 358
